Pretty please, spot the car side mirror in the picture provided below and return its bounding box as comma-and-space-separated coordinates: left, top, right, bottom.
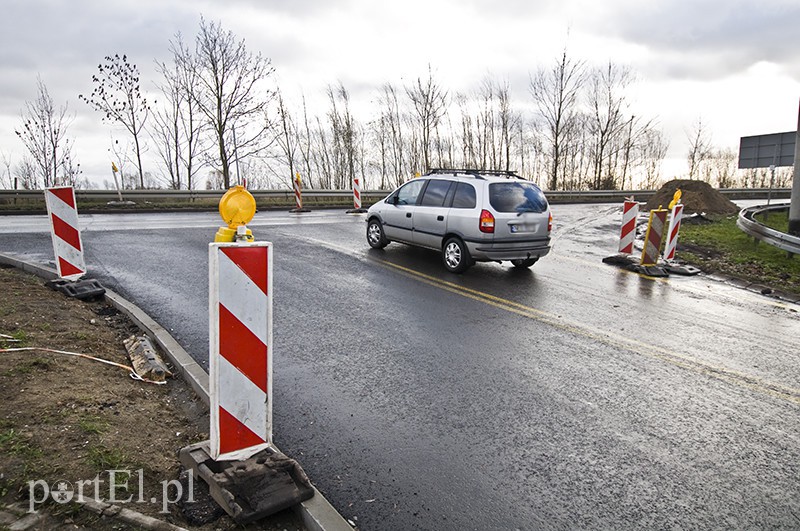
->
388, 195, 399, 205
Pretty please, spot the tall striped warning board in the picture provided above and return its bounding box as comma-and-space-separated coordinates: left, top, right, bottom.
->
664, 203, 684, 261
44, 186, 86, 281
209, 242, 273, 461
618, 199, 639, 254
640, 209, 668, 266
353, 176, 362, 210
293, 172, 303, 210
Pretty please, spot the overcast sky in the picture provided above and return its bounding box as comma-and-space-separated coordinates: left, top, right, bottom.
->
1, 0, 799, 187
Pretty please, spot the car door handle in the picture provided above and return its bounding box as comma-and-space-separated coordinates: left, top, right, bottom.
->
406, 213, 412, 218
437, 215, 444, 221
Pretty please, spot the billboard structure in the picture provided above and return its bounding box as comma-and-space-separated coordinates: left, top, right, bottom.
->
738, 131, 796, 169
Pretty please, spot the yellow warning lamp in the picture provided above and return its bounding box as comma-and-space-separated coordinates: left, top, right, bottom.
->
668, 189, 682, 210
214, 185, 256, 242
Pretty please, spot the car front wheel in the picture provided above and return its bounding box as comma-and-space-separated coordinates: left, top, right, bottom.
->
367, 219, 389, 249
443, 237, 471, 273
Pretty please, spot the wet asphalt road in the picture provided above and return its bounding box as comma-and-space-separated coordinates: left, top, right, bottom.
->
1, 204, 799, 530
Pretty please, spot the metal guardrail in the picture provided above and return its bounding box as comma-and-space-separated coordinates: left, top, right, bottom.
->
0, 188, 380, 202
0, 187, 791, 204
737, 204, 800, 256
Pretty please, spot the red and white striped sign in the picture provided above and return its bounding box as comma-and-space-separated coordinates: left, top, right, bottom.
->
209, 242, 273, 461
293, 172, 303, 210
44, 187, 85, 281
640, 209, 668, 266
663, 203, 684, 261
618, 199, 639, 254
353, 176, 362, 210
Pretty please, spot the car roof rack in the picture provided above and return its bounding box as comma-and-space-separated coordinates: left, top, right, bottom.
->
427, 168, 524, 180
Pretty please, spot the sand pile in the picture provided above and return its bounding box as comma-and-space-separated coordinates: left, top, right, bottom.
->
644, 179, 739, 215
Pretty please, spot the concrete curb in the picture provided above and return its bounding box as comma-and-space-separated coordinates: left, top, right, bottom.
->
0, 252, 352, 531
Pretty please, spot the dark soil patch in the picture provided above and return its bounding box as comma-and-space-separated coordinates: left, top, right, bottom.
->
0, 267, 304, 530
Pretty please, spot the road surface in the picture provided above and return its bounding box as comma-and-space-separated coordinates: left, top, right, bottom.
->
1, 203, 798, 530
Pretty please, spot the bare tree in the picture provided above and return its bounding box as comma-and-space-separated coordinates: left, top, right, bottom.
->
406, 65, 448, 172
14, 157, 38, 189
433, 115, 456, 170
616, 115, 655, 190
325, 82, 358, 189
0, 150, 13, 188
151, 65, 183, 189
182, 17, 276, 189
457, 78, 518, 172
370, 113, 390, 190
686, 117, 712, 180
639, 128, 669, 189
297, 94, 316, 189
530, 49, 586, 190
377, 83, 407, 186
275, 90, 300, 189
476, 78, 496, 169
61, 150, 82, 187
80, 54, 150, 188
587, 62, 633, 189
496, 80, 517, 172
108, 137, 138, 190
153, 35, 204, 190
313, 115, 333, 189
701, 147, 737, 188
455, 93, 476, 168
15, 77, 76, 188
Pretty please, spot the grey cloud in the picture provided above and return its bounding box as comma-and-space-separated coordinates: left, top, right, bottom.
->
599, 0, 800, 79
217, 0, 343, 17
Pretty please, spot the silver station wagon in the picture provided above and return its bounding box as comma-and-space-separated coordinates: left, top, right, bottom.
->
366, 169, 552, 273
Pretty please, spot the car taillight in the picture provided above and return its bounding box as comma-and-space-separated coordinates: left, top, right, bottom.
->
548, 213, 553, 233
479, 209, 495, 233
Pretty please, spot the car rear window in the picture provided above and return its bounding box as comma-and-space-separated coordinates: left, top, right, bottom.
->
489, 182, 548, 213
451, 182, 476, 209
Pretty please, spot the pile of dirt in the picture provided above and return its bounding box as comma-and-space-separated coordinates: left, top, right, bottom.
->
644, 179, 739, 215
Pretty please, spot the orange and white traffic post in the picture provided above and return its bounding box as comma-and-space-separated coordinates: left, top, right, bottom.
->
346, 175, 368, 214
353, 176, 362, 210
44, 186, 86, 281
293, 172, 303, 210
640, 207, 669, 267
209, 186, 272, 461
618, 197, 639, 254
664, 190, 683, 261
209, 242, 273, 460
663, 190, 684, 262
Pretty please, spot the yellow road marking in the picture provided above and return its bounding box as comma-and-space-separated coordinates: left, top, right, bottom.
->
377, 260, 800, 406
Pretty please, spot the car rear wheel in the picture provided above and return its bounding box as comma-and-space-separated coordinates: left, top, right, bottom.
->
510, 258, 538, 268
367, 219, 389, 249
443, 237, 471, 273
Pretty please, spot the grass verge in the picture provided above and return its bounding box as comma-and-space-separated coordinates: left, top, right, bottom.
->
678, 214, 800, 295
754, 208, 790, 233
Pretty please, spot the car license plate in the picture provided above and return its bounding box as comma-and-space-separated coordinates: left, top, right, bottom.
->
510, 224, 535, 233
